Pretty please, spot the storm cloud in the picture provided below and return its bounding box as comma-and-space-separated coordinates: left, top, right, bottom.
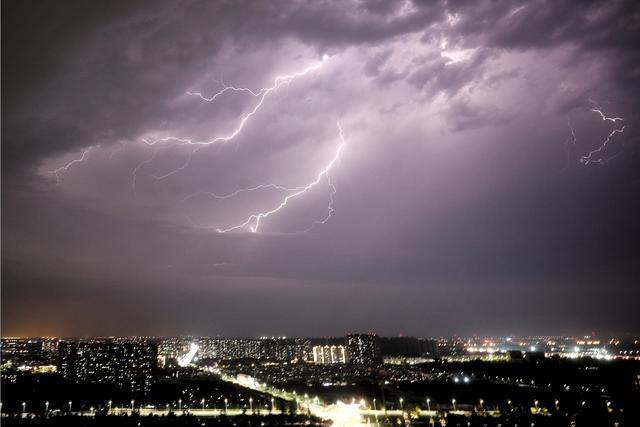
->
2, 0, 639, 337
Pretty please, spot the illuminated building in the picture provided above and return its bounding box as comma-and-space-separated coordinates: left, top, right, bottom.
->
58, 340, 157, 395
193, 337, 308, 362
312, 345, 346, 364
345, 333, 382, 365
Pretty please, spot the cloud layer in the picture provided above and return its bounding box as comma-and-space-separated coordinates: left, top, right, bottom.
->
2, 0, 639, 336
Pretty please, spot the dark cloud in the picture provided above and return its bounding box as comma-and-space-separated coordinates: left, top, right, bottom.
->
2, 0, 640, 337
441, 97, 516, 131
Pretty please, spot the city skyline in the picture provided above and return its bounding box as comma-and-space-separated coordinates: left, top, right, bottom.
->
2, 0, 640, 338
2, 334, 638, 425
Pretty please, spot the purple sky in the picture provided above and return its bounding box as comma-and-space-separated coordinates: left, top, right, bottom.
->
2, 0, 639, 337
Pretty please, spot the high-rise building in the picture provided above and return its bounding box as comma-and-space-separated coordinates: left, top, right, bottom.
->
58, 340, 157, 395
345, 333, 382, 365
195, 337, 308, 362
259, 338, 308, 362
312, 345, 347, 364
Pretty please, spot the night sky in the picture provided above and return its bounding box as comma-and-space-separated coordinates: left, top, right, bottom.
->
2, 0, 639, 338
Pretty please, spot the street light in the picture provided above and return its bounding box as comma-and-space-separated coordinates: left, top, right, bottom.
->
534, 400, 539, 412
201, 398, 205, 411
131, 399, 135, 411
452, 398, 456, 411
249, 397, 253, 413
426, 398, 431, 411
479, 399, 484, 410
271, 398, 275, 412
22, 402, 26, 415
45, 401, 49, 413
178, 398, 182, 412
68, 401, 72, 412
399, 397, 404, 412
108, 400, 112, 412
373, 398, 378, 423
224, 398, 228, 414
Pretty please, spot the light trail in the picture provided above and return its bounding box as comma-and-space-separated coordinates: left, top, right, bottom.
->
48, 146, 93, 184
214, 123, 346, 233
177, 343, 200, 367
149, 149, 195, 181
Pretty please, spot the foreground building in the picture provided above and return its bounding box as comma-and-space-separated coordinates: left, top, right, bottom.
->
58, 340, 157, 395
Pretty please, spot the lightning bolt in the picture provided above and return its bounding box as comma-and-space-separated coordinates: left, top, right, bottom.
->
131, 148, 159, 195
591, 109, 624, 123
48, 146, 93, 184
558, 117, 577, 174
579, 109, 625, 165
141, 54, 329, 147
133, 55, 329, 191
180, 183, 307, 204
303, 174, 337, 233
149, 149, 195, 181
211, 122, 346, 233
185, 86, 264, 102
47, 56, 341, 234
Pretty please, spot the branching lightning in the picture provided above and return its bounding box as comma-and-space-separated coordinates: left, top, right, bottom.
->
211, 123, 346, 233
131, 149, 159, 195
149, 149, 195, 181
48, 146, 93, 184
46, 56, 342, 233
303, 174, 337, 233
132, 55, 328, 185
141, 54, 329, 147
591, 109, 624, 124
579, 109, 625, 165
131, 55, 342, 233
559, 107, 627, 169
180, 183, 307, 204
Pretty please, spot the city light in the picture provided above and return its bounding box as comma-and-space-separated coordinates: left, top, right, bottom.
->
3, 5, 638, 427
0, 333, 636, 425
